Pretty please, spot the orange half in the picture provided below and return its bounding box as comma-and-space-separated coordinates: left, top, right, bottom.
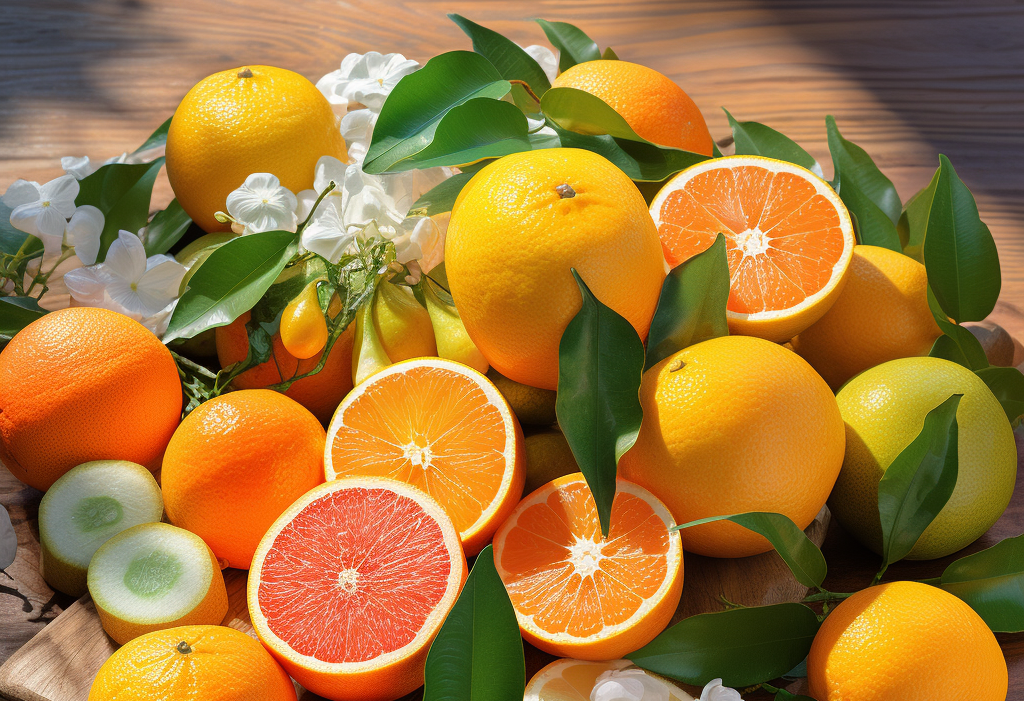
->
325, 357, 525, 556
248, 478, 467, 701
492, 474, 683, 660
651, 155, 855, 342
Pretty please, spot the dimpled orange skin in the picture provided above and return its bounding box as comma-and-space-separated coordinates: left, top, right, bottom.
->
88, 625, 297, 701
445, 148, 667, 390
619, 335, 845, 558
551, 60, 714, 155
165, 65, 347, 233
0, 308, 181, 492
808, 581, 1007, 701
791, 245, 941, 390
215, 311, 354, 424
161, 390, 326, 569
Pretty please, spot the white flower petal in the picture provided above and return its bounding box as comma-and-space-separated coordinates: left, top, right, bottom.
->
39, 174, 80, 217
11, 201, 68, 239
136, 259, 186, 313
64, 265, 116, 306
699, 679, 743, 701
2, 179, 41, 208
104, 277, 150, 317
300, 202, 355, 264
30, 254, 84, 311
295, 189, 319, 222
226, 173, 298, 233
105, 230, 148, 282
315, 52, 419, 110
525, 44, 560, 83
62, 156, 98, 180
65, 205, 105, 265
314, 155, 350, 194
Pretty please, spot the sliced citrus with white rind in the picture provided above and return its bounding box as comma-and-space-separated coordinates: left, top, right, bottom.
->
39, 460, 164, 597
651, 155, 855, 342
325, 357, 524, 556
248, 477, 468, 701
87, 522, 228, 645
493, 474, 683, 660
525, 659, 694, 701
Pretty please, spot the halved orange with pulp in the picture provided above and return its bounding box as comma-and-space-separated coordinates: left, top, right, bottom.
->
651, 155, 855, 342
492, 474, 683, 660
324, 357, 525, 556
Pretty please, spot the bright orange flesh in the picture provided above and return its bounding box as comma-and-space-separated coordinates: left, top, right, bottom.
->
249, 479, 467, 701
657, 163, 846, 314
493, 475, 683, 660
326, 359, 524, 555
258, 487, 452, 663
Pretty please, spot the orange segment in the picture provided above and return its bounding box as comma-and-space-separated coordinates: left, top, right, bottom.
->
325, 358, 525, 556
651, 155, 855, 342
492, 474, 683, 660
248, 478, 468, 701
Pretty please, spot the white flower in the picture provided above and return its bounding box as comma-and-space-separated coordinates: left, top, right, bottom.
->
64, 230, 187, 336
699, 679, 742, 701
316, 52, 420, 111
64, 205, 104, 265
300, 200, 355, 263
4, 175, 79, 240
340, 108, 378, 164
390, 214, 445, 269
226, 173, 299, 235
62, 147, 166, 180
525, 44, 559, 83
591, 668, 670, 701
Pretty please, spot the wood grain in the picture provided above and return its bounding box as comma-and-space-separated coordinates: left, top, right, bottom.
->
1, 0, 1023, 698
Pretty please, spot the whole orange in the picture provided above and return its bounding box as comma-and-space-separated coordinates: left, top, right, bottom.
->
165, 65, 347, 233
88, 624, 297, 701
161, 389, 325, 569
215, 311, 354, 424
791, 245, 942, 389
619, 335, 844, 558
445, 148, 667, 390
0, 308, 181, 492
551, 60, 714, 155
808, 581, 1007, 701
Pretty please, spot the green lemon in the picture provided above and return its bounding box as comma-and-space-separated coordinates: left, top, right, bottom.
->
524, 429, 580, 496
488, 369, 557, 427
832, 356, 1016, 560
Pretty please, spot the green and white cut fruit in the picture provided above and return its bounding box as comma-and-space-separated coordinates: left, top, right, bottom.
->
38, 460, 164, 597
88, 522, 228, 645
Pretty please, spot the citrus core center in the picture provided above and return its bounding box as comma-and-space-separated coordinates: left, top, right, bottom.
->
568, 537, 604, 578
337, 568, 359, 594
734, 227, 770, 257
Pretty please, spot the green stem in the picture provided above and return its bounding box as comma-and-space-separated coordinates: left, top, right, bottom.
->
297, 181, 337, 231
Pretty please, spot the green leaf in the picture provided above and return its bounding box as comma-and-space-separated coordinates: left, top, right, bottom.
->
383, 98, 532, 172
0, 296, 46, 344
75, 159, 165, 261
627, 603, 820, 687
602, 46, 619, 60
926, 287, 989, 371
975, 366, 1024, 423
897, 168, 939, 262
549, 122, 709, 182
555, 269, 645, 537
163, 230, 297, 343
923, 155, 1001, 323
449, 14, 551, 95
712, 140, 725, 158
144, 200, 194, 256
673, 512, 826, 589
877, 393, 961, 575
363, 51, 511, 174
831, 170, 902, 251
134, 116, 171, 154
412, 172, 476, 216
645, 233, 729, 370
825, 116, 901, 224
773, 691, 815, 701
423, 545, 525, 700
542, 87, 649, 142
535, 19, 601, 72
939, 533, 1024, 632
724, 109, 821, 177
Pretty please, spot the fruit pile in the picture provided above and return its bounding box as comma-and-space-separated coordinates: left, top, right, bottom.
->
0, 14, 1021, 701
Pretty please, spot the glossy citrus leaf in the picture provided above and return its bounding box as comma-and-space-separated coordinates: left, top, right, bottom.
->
535, 19, 601, 72
143, 199, 194, 256
133, 116, 171, 155
549, 122, 709, 182
75, 159, 165, 261
556, 269, 645, 537
825, 116, 901, 224
940, 533, 1024, 632
876, 393, 961, 578
627, 603, 821, 687
645, 233, 729, 370
975, 366, 1024, 423
424, 545, 525, 701
724, 109, 821, 177
449, 14, 551, 95
0, 296, 46, 345
926, 287, 989, 371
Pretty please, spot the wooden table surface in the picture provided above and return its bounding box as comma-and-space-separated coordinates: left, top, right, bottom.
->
2, 0, 1024, 698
